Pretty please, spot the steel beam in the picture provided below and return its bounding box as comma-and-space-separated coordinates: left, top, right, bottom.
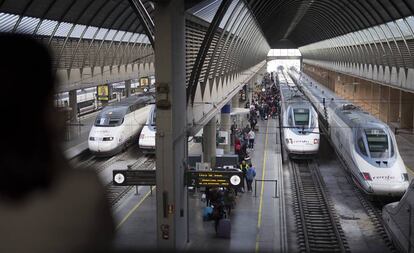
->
188, 0, 233, 105
128, 0, 155, 48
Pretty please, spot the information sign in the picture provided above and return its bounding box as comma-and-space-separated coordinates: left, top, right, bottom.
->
186, 171, 244, 188
97, 84, 109, 101
140, 77, 149, 86
113, 170, 156, 186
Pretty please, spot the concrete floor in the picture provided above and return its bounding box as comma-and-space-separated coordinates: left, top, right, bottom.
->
112, 119, 287, 252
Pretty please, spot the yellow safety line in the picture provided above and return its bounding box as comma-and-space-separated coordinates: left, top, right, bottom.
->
116, 187, 155, 230
255, 120, 270, 253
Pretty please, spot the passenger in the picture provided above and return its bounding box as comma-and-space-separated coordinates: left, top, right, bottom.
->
0, 34, 114, 253
246, 164, 257, 192
248, 128, 255, 149
239, 160, 249, 192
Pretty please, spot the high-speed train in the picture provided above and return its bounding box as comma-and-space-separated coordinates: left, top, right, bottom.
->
138, 104, 156, 154
289, 69, 409, 197
88, 95, 152, 156
278, 71, 320, 158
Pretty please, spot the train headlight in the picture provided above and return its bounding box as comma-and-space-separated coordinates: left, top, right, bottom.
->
103, 137, 114, 141
285, 138, 292, 144
313, 139, 319, 144
402, 173, 409, 182
361, 172, 372, 181
89, 137, 95, 141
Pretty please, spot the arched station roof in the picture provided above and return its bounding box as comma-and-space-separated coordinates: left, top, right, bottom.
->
247, 0, 414, 48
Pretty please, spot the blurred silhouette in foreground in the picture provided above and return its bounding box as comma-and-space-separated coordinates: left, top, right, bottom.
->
0, 33, 114, 253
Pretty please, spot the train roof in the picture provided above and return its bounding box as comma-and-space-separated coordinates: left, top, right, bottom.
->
99, 95, 152, 118
335, 104, 387, 129
290, 69, 389, 130
280, 74, 312, 108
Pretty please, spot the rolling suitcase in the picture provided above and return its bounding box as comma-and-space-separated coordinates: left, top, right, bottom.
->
217, 218, 231, 238
203, 206, 213, 221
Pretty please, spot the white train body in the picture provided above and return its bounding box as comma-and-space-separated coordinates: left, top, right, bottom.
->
88, 96, 151, 156
139, 104, 156, 154
290, 70, 409, 197
278, 71, 320, 158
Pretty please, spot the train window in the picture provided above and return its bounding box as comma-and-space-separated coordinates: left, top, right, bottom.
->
365, 129, 389, 158
293, 108, 310, 126
95, 116, 123, 127
357, 138, 367, 156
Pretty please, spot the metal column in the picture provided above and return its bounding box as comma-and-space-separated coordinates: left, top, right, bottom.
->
220, 104, 231, 154
203, 116, 217, 168
154, 0, 187, 249
125, 79, 131, 97
232, 93, 239, 108
68, 89, 78, 122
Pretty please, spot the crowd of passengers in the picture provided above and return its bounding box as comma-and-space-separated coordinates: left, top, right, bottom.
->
231, 72, 281, 163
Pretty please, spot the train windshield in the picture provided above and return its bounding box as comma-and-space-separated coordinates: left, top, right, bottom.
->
94, 110, 124, 127
293, 108, 310, 127
365, 129, 390, 158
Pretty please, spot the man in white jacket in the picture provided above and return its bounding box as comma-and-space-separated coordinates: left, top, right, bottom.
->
248, 129, 255, 149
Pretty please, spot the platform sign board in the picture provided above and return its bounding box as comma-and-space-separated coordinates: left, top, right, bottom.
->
140, 77, 149, 87
97, 84, 109, 101
186, 171, 244, 189
113, 170, 156, 186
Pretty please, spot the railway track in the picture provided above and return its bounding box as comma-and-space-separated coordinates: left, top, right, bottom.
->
326, 134, 397, 253
73, 145, 138, 173
106, 157, 155, 206
291, 160, 349, 253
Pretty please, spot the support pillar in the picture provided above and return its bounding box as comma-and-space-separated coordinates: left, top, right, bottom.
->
400, 91, 414, 130
154, 0, 187, 249
125, 79, 131, 97
232, 94, 239, 109
68, 89, 78, 122
203, 116, 217, 167
389, 88, 400, 123
372, 84, 380, 118
379, 86, 390, 123
108, 83, 113, 100
220, 104, 231, 154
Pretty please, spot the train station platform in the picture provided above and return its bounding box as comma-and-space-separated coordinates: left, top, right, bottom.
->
62, 111, 98, 159
112, 119, 287, 252
394, 131, 414, 178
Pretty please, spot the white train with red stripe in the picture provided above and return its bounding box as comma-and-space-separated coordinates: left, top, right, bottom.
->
277, 71, 320, 158
290, 69, 409, 197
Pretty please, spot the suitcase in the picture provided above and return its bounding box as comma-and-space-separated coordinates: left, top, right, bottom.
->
203, 206, 213, 221
217, 218, 231, 238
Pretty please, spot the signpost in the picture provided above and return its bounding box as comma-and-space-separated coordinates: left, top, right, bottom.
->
140, 77, 149, 87
113, 170, 156, 186
97, 84, 109, 101
186, 170, 244, 189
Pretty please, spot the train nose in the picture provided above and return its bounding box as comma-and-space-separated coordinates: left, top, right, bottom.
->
371, 182, 409, 197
